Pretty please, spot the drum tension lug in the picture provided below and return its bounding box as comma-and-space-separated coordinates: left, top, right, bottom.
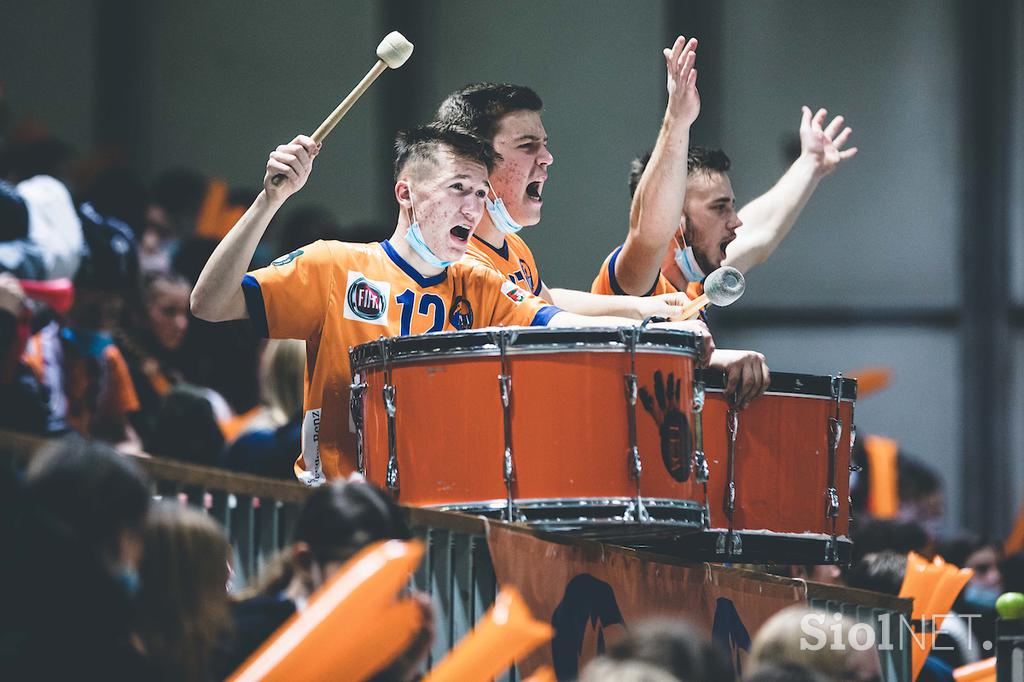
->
716, 531, 742, 557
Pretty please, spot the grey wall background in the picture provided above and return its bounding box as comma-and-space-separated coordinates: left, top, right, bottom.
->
2, 0, 1021, 535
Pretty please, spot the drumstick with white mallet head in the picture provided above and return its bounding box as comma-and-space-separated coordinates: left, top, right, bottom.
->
270, 30, 414, 187
675, 266, 746, 320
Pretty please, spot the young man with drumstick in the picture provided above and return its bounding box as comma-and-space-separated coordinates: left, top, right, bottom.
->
437, 37, 768, 408
191, 125, 712, 486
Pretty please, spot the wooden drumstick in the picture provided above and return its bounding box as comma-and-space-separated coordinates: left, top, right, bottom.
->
271, 31, 414, 187
673, 266, 746, 321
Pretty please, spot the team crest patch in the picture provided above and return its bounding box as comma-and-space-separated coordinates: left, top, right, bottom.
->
450, 296, 474, 330
343, 271, 390, 326
272, 249, 303, 266
519, 258, 535, 292
500, 280, 528, 304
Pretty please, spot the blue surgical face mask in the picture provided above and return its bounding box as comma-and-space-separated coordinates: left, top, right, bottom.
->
116, 567, 140, 598
962, 584, 1001, 609
485, 183, 523, 234
674, 244, 705, 283
403, 189, 453, 268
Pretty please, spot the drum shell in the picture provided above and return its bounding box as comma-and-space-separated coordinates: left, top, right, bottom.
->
702, 379, 853, 538
355, 341, 701, 511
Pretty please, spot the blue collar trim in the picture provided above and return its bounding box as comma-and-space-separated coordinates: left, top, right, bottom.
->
471, 234, 509, 260
381, 240, 448, 287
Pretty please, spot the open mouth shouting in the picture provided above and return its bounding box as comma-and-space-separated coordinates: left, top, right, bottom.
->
449, 225, 472, 244
525, 180, 544, 204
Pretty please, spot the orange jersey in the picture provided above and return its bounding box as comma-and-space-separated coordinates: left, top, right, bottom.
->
463, 233, 544, 298
24, 327, 140, 439
243, 239, 559, 486
591, 245, 704, 300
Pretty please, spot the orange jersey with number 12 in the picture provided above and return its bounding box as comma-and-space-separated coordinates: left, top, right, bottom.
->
243, 239, 559, 485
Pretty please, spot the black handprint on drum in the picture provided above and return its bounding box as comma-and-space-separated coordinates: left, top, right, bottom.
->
639, 370, 693, 483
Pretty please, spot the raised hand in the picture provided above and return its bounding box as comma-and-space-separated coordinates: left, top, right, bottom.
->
639, 370, 694, 483
264, 135, 321, 200
664, 36, 700, 127
799, 106, 857, 177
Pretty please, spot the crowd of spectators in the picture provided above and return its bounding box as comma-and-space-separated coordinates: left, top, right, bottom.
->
0, 106, 387, 475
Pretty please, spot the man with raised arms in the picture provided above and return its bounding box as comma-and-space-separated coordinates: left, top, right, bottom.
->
595, 38, 858, 310
191, 124, 711, 486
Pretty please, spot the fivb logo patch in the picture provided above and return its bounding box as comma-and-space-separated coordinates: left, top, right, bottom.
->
344, 271, 390, 326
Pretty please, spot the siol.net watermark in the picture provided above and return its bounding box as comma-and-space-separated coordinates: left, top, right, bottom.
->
799, 611, 992, 652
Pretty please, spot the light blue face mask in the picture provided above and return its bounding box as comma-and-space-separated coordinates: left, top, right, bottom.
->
403, 191, 453, 268
485, 183, 523, 235
674, 244, 706, 283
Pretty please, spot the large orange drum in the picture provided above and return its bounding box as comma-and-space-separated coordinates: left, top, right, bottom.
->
349, 327, 706, 539
648, 370, 856, 563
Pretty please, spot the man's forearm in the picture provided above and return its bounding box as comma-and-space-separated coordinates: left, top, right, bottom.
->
191, 190, 282, 322
727, 153, 824, 273
548, 288, 647, 319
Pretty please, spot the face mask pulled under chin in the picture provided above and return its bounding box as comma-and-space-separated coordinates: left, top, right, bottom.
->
674, 245, 706, 283
403, 189, 454, 269
405, 223, 453, 269
485, 194, 523, 235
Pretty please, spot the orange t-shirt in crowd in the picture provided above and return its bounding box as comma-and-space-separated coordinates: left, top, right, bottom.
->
463, 233, 544, 298
243, 239, 560, 486
24, 328, 140, 439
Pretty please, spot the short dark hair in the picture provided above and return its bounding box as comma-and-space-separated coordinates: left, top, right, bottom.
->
393, 123, 496, 181
294, 481, 410, 564
628, 146, 732, 197
26, 436, 151, 557
435, 83, 543, 142
844, 551, 907, 596
897, 456, 942, 502
599, 618, 733, 682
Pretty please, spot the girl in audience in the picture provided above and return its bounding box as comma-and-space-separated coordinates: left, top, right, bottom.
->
135, 501, 232, 682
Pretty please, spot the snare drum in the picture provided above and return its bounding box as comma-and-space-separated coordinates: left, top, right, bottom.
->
349, 327, 706, 538
669, 371, 857, 563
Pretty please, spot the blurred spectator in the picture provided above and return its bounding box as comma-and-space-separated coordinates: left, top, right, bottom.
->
118, 272, 192, 446
217, 481, 429, 680
23, 202, 141, 445
148, 384, 226, 466
0, 178, 47, 279
143, 168, 207, 273
844, 551, 907, 596
937, 534, 1003, 657
578, 618, 733, 682
896, 456, 945, 539
0, 437, 153, 680
845, 551, 976, 673
0, 272, 55, 433
171, 236, 262, 417
748, 606, 881, 682
82, 164, 150, 238
135, 501, 232, 682
220, 338, 305, 478
744, 663, 827, 682
851, 518, 930, 561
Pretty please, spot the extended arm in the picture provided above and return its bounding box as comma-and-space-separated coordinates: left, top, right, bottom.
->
191, 135, 319, 322
544, 283, 700, 321
616, 36, 700, 295
724, 107, 857, 274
